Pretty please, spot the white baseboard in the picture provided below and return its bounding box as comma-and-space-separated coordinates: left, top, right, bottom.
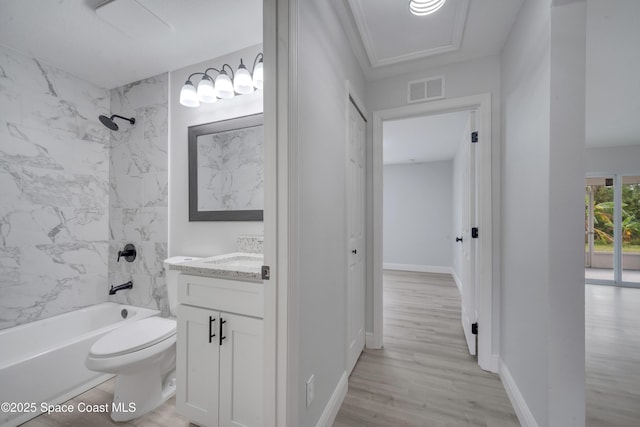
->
499, 360, 539, 427
315, 371, 348, 427
365, 331, 382, 349
488, 353, 500, 373
383, 263, 453, 275
451, 270, 462, 294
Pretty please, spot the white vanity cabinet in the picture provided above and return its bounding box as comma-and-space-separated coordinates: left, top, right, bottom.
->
176, 273, 263, 427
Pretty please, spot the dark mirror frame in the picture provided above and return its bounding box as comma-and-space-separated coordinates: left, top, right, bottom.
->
188, 113, 264, 221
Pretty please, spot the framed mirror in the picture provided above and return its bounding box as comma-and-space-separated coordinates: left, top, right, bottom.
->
188, 113, 264, 221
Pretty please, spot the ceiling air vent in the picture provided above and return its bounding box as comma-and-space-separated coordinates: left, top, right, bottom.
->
96, 0, 172, 39
407, 76, 445, 104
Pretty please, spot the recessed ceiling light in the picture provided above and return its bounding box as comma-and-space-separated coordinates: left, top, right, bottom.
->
409, 0, 447, 16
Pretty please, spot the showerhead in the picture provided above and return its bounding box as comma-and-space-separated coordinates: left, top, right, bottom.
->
99, 115, 118, 131
99, 114, 136, 131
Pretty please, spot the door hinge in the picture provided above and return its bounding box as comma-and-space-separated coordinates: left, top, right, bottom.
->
261, 265, 270, 280
471, 227, 479, 238
472, 322, 478, 335
471, 131, 478, 143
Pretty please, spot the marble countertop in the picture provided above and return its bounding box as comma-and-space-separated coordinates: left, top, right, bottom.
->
169, 252, 264, 282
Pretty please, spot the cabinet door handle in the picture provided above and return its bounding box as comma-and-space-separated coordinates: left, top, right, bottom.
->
219, 317, 227, 346
209, 315, 216, 343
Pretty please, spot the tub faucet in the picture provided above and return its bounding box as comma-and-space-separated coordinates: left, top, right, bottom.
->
109, 281, 133, 295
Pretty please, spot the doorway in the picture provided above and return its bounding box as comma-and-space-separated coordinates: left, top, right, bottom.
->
584, 173, 640, 424
382, 110, 476, 357
371, 94, 496, 372
585, 175, 640, 287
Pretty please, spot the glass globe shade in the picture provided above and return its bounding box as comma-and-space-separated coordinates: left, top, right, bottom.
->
234, 65, 254, 95
179, 81, 200, 107
197, 76, 217, 103
215, 72, 235, 99
252, 60, 264, 90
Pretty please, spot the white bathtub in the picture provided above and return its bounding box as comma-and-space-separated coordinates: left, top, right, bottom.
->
0, 302, 159, 427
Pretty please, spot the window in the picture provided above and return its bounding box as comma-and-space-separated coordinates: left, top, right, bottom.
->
585, 175, 640, 287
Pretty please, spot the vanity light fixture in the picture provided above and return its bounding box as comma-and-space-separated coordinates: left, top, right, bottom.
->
409, 0, 447, 16
233, 59, 254, 95
179, 52, 264, 108
252, 55, 264, 89
179, 81, 200, 107
196, 76, 216, 104
215, 67, 235, 99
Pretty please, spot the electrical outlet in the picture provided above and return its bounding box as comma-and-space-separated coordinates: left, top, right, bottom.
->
306, 374, 315, 407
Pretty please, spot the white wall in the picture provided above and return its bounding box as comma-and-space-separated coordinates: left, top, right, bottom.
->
547, 3, 586, 424
501, 0, 551, 422
500, 0, 586, 425
168, 45, 264, 258
585, 144, 640, 176
383, 161, 453, 271
366, 56, 502, 353
584, 2, 640, 181
586, 0, 640, 148
295, 0, 367, 425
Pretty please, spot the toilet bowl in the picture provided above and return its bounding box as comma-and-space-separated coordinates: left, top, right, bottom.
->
85, 256, 199, 421
86, 317, 176, 421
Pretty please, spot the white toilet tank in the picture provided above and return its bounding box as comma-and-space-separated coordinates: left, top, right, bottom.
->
163, 256, 200, 317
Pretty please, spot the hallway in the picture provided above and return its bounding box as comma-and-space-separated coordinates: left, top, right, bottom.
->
333, 272, 640, 426
333, 270, 518, 426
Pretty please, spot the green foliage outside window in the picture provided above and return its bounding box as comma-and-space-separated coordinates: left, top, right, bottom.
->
586, 183, 640, 251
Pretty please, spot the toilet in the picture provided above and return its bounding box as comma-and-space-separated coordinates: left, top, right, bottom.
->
85, 256, 198, 422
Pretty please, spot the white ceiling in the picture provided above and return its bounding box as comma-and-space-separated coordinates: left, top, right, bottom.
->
586, 0, 640, 148
339, 0, 523, 80
383, 111, 470, 165
348, 0, 468, 68
0, 0, 262, 89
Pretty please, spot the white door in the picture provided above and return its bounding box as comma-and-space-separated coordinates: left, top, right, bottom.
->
461, 114, 477, 355
219, 313, 263, 427
346, 100, 366, 374
177, 305, 220, 427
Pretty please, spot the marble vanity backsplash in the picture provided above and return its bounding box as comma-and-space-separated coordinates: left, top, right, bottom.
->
237, 235, 263, 254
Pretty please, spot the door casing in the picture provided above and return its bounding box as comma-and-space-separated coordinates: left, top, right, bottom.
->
370, 93, 497, 373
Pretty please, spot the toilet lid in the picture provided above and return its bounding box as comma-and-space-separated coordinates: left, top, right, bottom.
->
90, 317, 176, 358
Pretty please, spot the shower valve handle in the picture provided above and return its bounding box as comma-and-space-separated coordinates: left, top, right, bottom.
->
117, 244, 137, 263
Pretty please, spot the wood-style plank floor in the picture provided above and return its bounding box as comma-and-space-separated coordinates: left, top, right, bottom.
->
586, 284, 640, 426
333, 270, 520, 427
20, 378, 194, 427
21, 274, 640, 426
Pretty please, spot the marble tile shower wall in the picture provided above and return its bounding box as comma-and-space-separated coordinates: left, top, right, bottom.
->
0, 46, 111, 329
107, 74, 169, 316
